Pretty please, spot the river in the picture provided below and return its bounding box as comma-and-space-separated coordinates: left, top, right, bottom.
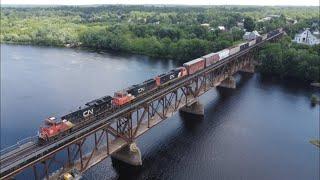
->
1, 44, 319, 180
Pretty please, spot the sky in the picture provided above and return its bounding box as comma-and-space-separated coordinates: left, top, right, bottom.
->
1, 0, 319, 6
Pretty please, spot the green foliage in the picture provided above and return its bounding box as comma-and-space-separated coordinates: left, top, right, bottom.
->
1, 5, 319, 62
244, 17, 255, 31
259, 36, 320, 82
311, 94, 319, 105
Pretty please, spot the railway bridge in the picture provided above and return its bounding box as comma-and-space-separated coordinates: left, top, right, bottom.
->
0, 31, 284, 180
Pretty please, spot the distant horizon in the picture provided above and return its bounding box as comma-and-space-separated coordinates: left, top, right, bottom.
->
1, 4, 319, 7
1, 0, 319, 6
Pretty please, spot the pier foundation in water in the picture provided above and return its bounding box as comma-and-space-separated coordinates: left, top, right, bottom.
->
111, 142, 142, 166
179, 101, 204, 117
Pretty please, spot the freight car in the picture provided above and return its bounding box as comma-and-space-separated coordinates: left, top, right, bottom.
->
267, 29, 279, 38
249, 39, 256, 47
217, 49, 230, 60
262, 34, 268, 40
228, 45, 240, 56
183, 58, 205, 75
38, 117, 74, 144
239, 42, 249, 51
128, 79, 157, 97
203, 53, 220, 67
278, 28, 283, 33
256, 36, 263, 43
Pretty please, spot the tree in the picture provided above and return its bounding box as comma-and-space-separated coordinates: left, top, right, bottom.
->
244, 17, 255, 32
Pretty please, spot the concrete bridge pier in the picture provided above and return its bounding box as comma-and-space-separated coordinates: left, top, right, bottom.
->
179, 101, 204, 117
111, 142, 142, 166
241, 63, 255, 73
219, 76, 236, 89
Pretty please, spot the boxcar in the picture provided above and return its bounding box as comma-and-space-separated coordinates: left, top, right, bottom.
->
155, 69, 181, 86
217, 49, 230, 60
239, 42, 249, 51
249, 39, 256, 47
203, 53, 220, 67
228, 45, 240, 56
267, 29, 279, 38
183, 58, 205, 75
256, 36, 263, 43
278, 28, 283, 33
128, 79, 157, 97
262, 34, 268, 40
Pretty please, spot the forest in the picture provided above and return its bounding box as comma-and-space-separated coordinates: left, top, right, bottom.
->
1, 5, 319, 81
258, 36, 319, 82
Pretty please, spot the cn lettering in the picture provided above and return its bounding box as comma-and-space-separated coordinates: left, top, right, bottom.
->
83, 109, 94, 117
138, 87, 145, 93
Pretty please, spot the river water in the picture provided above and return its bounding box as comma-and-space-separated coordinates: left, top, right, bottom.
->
1, 44, 319, 180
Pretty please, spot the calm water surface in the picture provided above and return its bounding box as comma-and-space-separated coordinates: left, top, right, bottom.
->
1, 44, 319, 180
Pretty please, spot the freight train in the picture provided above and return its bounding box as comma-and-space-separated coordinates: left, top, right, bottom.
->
37, 28, 283, 144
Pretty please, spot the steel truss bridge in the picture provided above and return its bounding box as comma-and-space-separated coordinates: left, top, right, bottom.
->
0, 32, 284, 180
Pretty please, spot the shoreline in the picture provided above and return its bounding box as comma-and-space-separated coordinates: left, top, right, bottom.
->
2, 42, 319, 85
1, 41, 170, 60
310, 140, 320, 148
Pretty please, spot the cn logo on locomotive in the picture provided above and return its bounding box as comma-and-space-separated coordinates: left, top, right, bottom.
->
170, 75, 175, 79
138, 87, 145, 93
83, 109, 94, 117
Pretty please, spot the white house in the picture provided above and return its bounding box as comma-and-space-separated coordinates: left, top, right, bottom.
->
243, 31, 260, 40
218, 26, 226, 31
293, 29, 320, 45
200, 23, 210, 27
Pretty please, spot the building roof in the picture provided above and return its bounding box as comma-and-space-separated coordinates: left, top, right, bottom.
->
295, 29, 320, 39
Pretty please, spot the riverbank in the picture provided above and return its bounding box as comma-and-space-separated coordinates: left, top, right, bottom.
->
311, 82, 320, 88
310, 140, 320, 148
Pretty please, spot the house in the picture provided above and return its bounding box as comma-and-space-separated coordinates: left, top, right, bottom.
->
312, 22, 319, 27
243, 31, 261, 40
313, 29, 319, 35
258, 15, 280, 22
218, 26, 225, 31
293, 29, 320, 45
237, 22, 244, 28
200, 23, 210, 27
286, 18, 298, 25
153, 21, 160, 25
258, 17, 271, 22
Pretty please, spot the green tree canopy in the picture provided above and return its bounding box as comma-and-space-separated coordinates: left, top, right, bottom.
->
244, 17, 255, 31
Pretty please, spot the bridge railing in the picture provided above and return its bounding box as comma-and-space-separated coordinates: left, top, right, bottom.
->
0, 136, 37, 157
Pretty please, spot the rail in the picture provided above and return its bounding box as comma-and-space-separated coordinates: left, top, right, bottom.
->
0, 136, 37, 156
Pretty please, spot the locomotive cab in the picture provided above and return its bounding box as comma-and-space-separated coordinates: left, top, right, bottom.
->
38, 117, 74, 144
177, 67, 188, 77
112, 91, 134, 106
